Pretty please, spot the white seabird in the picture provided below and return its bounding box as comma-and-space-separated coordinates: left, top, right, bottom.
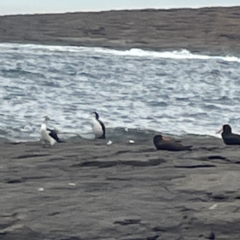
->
92, 111, 106, 139
40, 116, 62, 147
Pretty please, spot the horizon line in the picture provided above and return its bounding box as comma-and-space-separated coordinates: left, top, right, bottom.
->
1, 4, 240, 17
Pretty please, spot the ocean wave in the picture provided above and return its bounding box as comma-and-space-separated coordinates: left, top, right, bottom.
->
0, 43, 240, 62
0, 42, 239, 142
94, 48, 240, 62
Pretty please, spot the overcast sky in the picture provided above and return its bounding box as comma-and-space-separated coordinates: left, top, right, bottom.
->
1, 0, 240, 15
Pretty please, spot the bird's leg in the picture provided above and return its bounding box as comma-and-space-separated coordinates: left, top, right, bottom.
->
42, 140, 49, 148
41, 140, 46, 148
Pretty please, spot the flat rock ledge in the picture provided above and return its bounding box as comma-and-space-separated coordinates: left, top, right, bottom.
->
0, 136, 240, 239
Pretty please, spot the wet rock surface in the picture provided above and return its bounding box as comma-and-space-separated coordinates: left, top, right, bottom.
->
0, 136, 240, 239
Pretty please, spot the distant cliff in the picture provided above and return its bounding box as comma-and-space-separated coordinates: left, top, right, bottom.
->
1, 7, 240, 55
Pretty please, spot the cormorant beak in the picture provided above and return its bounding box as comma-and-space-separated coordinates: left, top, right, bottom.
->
216, 128, 223, 134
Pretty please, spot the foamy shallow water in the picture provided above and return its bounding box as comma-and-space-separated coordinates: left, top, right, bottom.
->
0, 43, 240, 141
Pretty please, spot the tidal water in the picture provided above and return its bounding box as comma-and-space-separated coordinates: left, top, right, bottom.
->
0, 43, 240, 142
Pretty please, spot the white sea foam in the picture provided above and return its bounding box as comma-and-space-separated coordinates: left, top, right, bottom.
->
1, 43, 240, 63
93, 47, 240, 62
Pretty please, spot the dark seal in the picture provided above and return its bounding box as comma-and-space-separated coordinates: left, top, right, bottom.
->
153, 134, 192, 151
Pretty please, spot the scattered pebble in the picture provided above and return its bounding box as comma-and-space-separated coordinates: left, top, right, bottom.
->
129, 140, 135, 144
68, 183, 76, 186
107, 140, 113, 145
209, 204, 218, 210
208, 232, 215, 240
38, 188, 44, 192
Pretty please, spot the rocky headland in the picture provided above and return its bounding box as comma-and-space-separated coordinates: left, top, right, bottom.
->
1, 7, 240, 55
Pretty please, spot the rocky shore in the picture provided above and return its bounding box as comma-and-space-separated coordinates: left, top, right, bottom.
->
1, 6, 240, 239
1, 136, 240, 239
1, 7, 240, 55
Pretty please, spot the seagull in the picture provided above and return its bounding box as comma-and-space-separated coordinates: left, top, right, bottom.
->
40, 116, 62, 147
92, 111, 106, 139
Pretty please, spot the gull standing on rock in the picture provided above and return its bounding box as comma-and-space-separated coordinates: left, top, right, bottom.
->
40, 116, 62, 147
92, 111, 106, 139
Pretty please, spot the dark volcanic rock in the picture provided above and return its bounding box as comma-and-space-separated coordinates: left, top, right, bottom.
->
0, 136, 240, 239
1, 7, 240, 55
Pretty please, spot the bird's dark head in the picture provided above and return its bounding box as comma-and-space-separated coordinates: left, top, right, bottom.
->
43, 116, 51, 121
153, 134, 163, 142
216, 124, 232, 134
92, 111, 99, 120
153, 134, 163, 149
222, 124, 232, 133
